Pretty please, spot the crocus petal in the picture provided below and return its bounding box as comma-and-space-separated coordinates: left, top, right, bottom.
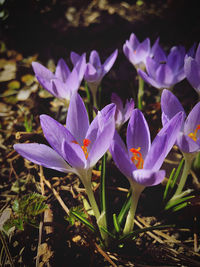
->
40, 115, 75, 160
32, 62, 55, 81
145, 57, 160, 79
111, 93, 123, 111
123, 98, 135, 123
135, 38, 150, 64
110, 141, 136, 178
70, 51, 81, 66
176, 132, 200, 153
184, 102, 200, 135
102, 49, 118, 74
62, 141, 86, 169
153, 44, 167, 62
161, 89, 186, 126
66, 93, 89, 144
132, 169, 165, 186
55, 58, 70, 82
195, 43, 200, 63
84, 63, 100, 82
74, 53, 87, 82
156, 64, 174, 87
144, 111, 184, 171
127, 109, 151, 160
14, 143, 73, 173
65, 67, 80, 94
138, 69, 161, 89
129, 33, 139, 50
167, 47, 185, 74
184, 57, 200, 91
86, 104, 116, 150
89, 50, 101, 69
123, 41, 136, 65
51, 79, 70, 99
87, 113, 115, 168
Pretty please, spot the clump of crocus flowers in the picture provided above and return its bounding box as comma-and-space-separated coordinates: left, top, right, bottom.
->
14, 35, 200, 247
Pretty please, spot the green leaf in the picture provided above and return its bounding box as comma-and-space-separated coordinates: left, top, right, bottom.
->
100, 154, 107, 213
100, 226, 116, 239
117, 191, 131, 226
165, 195, 194, 211
119, 224, 175, 241
70, 210, 96, 233
113, 214, 120, 233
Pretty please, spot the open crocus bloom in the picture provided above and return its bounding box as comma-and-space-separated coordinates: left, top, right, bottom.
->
123, 33, 151, 69
110, 108, 184, 188
14, 93, 116, 183
161, 89, 200, 153
184, 42, 200, 95
111, 93, 134, 130
138, 45, 187, 89
32, 54, 86, 103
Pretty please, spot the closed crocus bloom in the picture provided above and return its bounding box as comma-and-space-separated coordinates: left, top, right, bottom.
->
110, 109, 183, 234
32, 54, 86, 105
14, 93, 116, 222
111, 93, 134, 130
138, 45, 187, 90
123, 33, 151, 70
184, 43, 200, 95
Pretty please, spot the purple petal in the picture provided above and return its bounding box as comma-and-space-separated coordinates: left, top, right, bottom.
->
87, 112, 115, 168
167, 47, 185, 74
184, 57, 200, 91
138, 69, 161, 89
127, 109, 151, 160
135, 38, 150, 64
66, 93, 89, 144
176, 132, 200, 153
14, 143, 73, 173
62, 141, 86, 169
74, 53, 87, 82
129, 33, 139, 50
86, 103, 116, 149
51, 79, 70, 99
32, 62, 55, 81
111, 93, 123, 111
153, 44, 167, 62
40, 115, 75, 159
184, 102, 200, 135
195, 43, 200, 63
102, 49, 118, 74
123, 98, 135, 123
70, 51, 81, 66
65, 67, 80, 94
89, 50, 101, 69
144, 111, 184, 171
146, 57, 160, 79
55, 58, 70, 82
161, 89, 186, 126
132, 169, 165, 186
110, 141, 136, 179
155, 64, 174, 87
84, 63, 100, 82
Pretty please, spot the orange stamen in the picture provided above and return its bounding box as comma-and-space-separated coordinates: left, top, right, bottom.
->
72, 139, 91, 159
130, 147, 144, 169
188, 125, 200, 142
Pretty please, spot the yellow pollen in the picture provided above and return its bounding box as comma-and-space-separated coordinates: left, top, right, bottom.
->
188, 125, 200, 142
72, 139, 91, 159
130, 147, 144, 169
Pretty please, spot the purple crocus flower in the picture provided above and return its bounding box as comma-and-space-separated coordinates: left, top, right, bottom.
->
14, 93, 116, 184
32, 54, 86, 104
138, 45, 187, 89
110, 108, 183, 234
184, 43, 200, 95
123, 33, 151, 69
110, 109, 183, 188
161, 89, 200, 153
111, 93, 134, 130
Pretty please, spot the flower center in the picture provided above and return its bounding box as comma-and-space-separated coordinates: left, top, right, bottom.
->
188, 125, 200, 142
130, 147, 144, 169
72, 139, 91, 159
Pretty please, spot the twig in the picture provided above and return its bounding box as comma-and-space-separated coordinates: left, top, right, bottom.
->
94, 242, 117, 267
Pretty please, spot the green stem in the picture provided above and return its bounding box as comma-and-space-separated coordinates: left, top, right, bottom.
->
173, 152, 195, 197
137, 75, 144, 110
123, 182, 144, 235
